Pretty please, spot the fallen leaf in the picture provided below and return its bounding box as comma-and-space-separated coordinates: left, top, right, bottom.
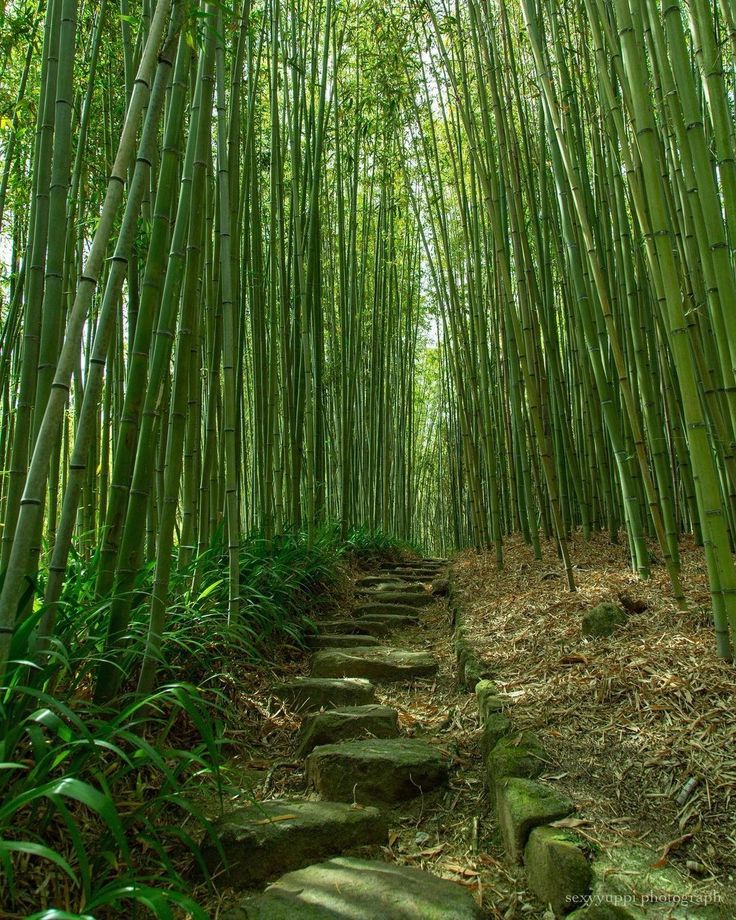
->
417, 844, 445, 858
549, 817, 591, 829
652, 833, 693, 868
443, 862, 480, 877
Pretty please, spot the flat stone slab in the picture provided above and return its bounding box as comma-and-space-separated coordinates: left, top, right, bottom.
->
296, 705, 400, 756
272, 677, 375, 712
307, 634, 380, 650
355, 575, 408, 588
311, 648, 438, 682
356, 613, 421, 633
381, 559, 445, 569
356, 602, 426, 618
357, 581, 425, 593
356, 591, 432, 608
356, 588, 426, 602
312, 620, 377, 635
383, 569, 437, 579
235, 856, 484, 918
200, 800, 387, 889
383, 562, 444, 573
306, 738, 448, 804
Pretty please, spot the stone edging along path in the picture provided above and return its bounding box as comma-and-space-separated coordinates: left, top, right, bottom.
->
448, 576, 726, 920
450, 577, 591, 918
204, 558, 486, 919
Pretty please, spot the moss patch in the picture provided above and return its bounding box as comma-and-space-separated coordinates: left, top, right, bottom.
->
581, 602, 627, 638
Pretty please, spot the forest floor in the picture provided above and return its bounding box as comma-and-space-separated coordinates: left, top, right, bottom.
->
452, 532, 736, 911
195, 561, 542, 919
187, 533, 736, 918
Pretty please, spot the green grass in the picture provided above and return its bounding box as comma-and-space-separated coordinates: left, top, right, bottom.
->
339, 525, 419, 564
0, 525, 417, 917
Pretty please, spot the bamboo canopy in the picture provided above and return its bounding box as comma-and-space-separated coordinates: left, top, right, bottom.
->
2, 0, 736, 700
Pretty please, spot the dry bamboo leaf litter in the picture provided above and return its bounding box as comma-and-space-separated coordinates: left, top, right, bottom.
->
453, 533, 736, 900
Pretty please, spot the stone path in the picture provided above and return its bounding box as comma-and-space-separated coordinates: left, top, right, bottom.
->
210, 558, 486, 919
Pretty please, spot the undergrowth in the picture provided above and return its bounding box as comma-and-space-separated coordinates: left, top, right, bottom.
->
0, 526, 416, 918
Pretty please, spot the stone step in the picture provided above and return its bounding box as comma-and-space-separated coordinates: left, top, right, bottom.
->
354, 575, 408, 588
379, 559, 445, 569
231, 856, 483, 919
306, 738, 448, 804
296, 704, 400, 756
382, 561, 441, 569
306, 634, 380, 650
381, 562, 447, 578
382, 570, 439, 582
355, 601, 427, 618
355, 591, 432, 608
314, 619, 382, 636
356, 613, 421, 633
356, 581, 426, 594
311, 647, 438, 682
201, 799, 388, 889
272, 677, 375, 712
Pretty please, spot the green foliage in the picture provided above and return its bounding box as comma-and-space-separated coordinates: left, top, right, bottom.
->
0, 680, 222, 916
340, 525, 420, 564
0, 525, 404, 914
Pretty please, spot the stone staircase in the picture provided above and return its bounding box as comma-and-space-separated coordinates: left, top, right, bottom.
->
208, 557, 485, 919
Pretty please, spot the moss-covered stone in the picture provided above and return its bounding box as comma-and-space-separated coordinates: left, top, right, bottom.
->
480, 712, 511, 759
356, 601, 426, 617
465, 656, 491, 687
475, 679, 503, 721
383, 568, 439, 580
355, 590, 433, 608
355, 575, 409, 588
455, 639, 493, 689
581, 603, 627, 638
524, 826, 592, 916
496, 778, 574, 863
566, 907, 641, 920
271, 677, 375, 712
590, 845, 730, 919
306, 634, 380, 650
486, 731, 546, 784
310, 647, 438, 682
237, 856, 484, 919
306, 737, 448, 805
295, 705, 399, 756
356, 613, 421, 633
200, 799, 388, 889
317, 620, 379, 636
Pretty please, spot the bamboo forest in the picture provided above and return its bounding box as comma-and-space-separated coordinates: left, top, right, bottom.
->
2, 0, 736, 916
